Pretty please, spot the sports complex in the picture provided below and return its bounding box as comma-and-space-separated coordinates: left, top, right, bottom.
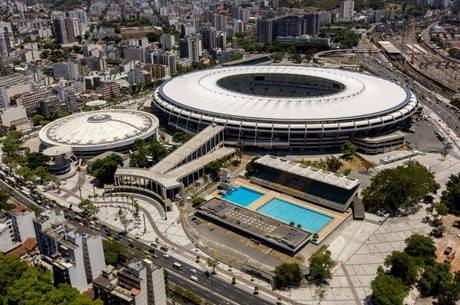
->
39, 109, 159, 157
153, 65, 419, 153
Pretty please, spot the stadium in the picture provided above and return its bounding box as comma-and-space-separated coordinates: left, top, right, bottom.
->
39, 109, 159, 157
153, 66, 419, 152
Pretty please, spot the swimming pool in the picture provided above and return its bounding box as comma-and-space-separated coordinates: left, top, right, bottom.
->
222, 186, 264, 207
257, 198, 333, 233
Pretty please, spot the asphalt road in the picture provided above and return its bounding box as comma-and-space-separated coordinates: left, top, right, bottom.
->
0, 177, 274, 305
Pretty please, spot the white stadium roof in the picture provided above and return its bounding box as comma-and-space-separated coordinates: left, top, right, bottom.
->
158, 66, 411, 122
39, 110, 159, 152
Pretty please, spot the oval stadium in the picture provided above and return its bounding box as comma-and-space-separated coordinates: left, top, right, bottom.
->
153, 65, 419, 153
39, 109, 159, 157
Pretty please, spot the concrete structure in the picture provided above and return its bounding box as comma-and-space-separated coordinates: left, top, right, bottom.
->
0, 106, 29, 129
94, 260, 166, 305
0, 207, 36, 253
153, 66, 418, 152
33, 210, 106, 292
197, 198, 311, 254
339, 0, 355, 21
250, 155, 360, 212
257, 14, 320, 44
42, 145, 72, 175
53, 62, 80, 80
114, 125, 234, 202
39, 110, 159, 157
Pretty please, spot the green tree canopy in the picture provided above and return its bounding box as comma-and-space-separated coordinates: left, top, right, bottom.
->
403, 234, 436, 262
32, 114, 45, 125
26, 152, 50, 170
441, 172, 460, 215
384, 251, 418, 286
88, 154, 123, 184
363, 161, 439, 216
0, 254, 102, 305
308, 245, 335, 283
340, 141, 356, 160
419, 262, 453, 297
78, 199, 99, 218
371, 274, 408, 305
0, 189, 14, 211
273, 263, 303, 288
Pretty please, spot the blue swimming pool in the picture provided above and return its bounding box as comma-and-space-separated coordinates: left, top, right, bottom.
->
222, 186, 264, 207
257, 198, 333, 233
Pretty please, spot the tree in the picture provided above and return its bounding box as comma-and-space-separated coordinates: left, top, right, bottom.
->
308, 246, 335, 283
78, 199, 99, 218
363, 161, 439, 216
371, 274, 408, 305
0, 254, 28, 296
88, 154, 123, 184
204, 160, 224, 178
120, 213, 131, 233
2, 130, 22, 161
441, 172, 460, 215
0, 255, 102, 305
129, 152, 148, 168
340, 141, 356, 160
273, 263, 303, 288
0, 190, 14, 211
102, 239, 134, 266
384, 251, 418, 286
419, 262, 453, 297
25, 152, 50, 170
325, 157, 342, 172
206, 258, 218, 274
404, 234, 436, 262
32, 114, 45, 125
133, 200, 140, 220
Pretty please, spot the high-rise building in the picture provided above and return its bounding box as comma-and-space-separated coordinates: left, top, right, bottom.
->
201, 27, 217, 50
180, 35, 202, 62
16, 87, 52, 114
339, 0, 354, 21
67, 9, 89, 34
212, 14, 227, 31
233, 19, 245, 34
232, 6, 243, 20
160, 34, 175, 51
216, 32, 226, 50
53, 62, 80, 80
256, 14, 319, 44
256, 19, 274, 43
0, 86, 9, 110
33, 210, 106, 292
93, 259, 167, 305
149, 51, 177, 75
0, 207, 36, 253
52, 15, 80, 44
0, 22, 14, 56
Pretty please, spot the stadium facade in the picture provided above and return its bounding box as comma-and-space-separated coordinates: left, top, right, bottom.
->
153, 66, 419, 153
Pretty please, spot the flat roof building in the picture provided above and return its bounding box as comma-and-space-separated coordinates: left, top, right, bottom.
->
250, 155, 361, 212
93, 259, 166, 305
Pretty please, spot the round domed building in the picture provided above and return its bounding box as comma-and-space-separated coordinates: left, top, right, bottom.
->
39, 109, 159, 157
153, 65, 418, 153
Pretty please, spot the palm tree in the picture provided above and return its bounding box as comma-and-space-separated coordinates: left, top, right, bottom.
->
207, 258, 218, 274
120, 213, 131, 233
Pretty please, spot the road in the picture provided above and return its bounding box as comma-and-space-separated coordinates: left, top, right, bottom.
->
0, 177, 274, 305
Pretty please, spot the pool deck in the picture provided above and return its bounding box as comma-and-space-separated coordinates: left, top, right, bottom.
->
227, 178, 351, 240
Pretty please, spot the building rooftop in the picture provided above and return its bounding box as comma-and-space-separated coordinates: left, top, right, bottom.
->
378, 41, 401, 54
158, 66, 410, 122
197, 198, 311, 254
151, 125, 224, 174
255, 155, 360, 190
39, 109, 159, 151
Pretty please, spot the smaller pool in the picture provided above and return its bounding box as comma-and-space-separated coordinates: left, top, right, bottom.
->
222, 186, 264, 207
257, 198, 333, 233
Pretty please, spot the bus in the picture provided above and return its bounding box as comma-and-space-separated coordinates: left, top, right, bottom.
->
173, 262, 182, 269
